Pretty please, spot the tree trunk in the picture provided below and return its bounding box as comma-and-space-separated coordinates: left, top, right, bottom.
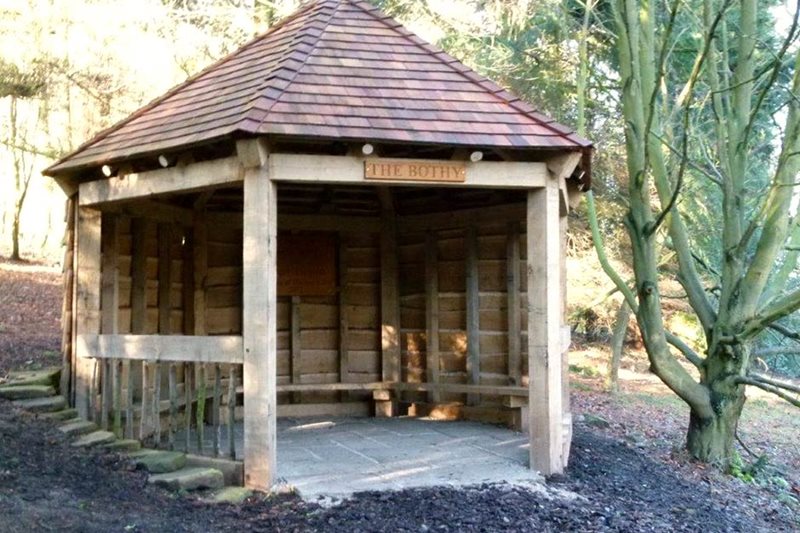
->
11, 209, 21, 261
608, 300, 630, 393
685, 346, 747, 467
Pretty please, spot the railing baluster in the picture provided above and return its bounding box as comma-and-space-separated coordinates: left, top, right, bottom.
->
101, 359, 110, 430
184, 362, 192, 453
196, 364, 205, 454
125, 360, 134, 439
140, 361, 148, 441
113, 359, 122, 438
168, 363, 177, 450
153, 363, 162, 447
212, 363, 221, 457
228, 363, 236, 459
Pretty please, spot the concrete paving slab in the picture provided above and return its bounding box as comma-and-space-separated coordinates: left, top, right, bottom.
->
179, 416, 542, 501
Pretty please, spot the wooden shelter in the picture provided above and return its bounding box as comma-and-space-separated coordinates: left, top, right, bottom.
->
44, 0, 592, 490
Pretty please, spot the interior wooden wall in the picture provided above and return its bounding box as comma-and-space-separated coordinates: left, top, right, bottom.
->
102, 186, 535, 416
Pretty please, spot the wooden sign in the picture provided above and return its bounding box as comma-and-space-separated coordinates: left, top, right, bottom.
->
365, 159, 466, 183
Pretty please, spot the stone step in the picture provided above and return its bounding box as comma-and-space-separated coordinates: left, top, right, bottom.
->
205, 486, 253, 504
0, 384, 55, 400
72, 430, 116, 448
59, 419, 98, 437
40, 408, 79, 421
148, 467, 225, 491
102, 439, 142, 452
3, 368, 60, 389
129, 449, 187, 474
14, 395, 66, 413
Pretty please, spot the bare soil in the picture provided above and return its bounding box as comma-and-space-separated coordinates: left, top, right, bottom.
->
0, 257, 798, 532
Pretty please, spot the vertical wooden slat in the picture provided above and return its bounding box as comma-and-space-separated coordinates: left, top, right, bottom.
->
338, 235, 350, 402
212, 363, 221, 456
241, 140, 277, 490
193, 211, 207, 452
507, 221, 521, 386
131, 218, 148, 439
379, 188, 401, 406
168, 363, 177, 450
75, 206, 101, 420
100, 213, 119, 432
181, 229, 194, 452
290, 296, 301, 404
425, 231, 440, 403
228, 363, 237, 459
528, 182, 565, 476
465, 225, 480, 406
155, 223, 172, 447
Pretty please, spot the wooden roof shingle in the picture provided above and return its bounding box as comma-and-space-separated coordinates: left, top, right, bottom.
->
44, 0, 592, 177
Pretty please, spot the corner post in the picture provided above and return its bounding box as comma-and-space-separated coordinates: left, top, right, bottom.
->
75, 206, 102, 419
239, 139, 277, 490
527, 180, 564, 476
528, 154, 581, 476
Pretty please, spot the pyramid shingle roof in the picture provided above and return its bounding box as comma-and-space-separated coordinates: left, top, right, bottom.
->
44, 0, 591, 177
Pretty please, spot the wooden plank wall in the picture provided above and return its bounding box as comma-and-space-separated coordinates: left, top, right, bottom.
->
396, 219, 529, 408
183, 213, 382, 408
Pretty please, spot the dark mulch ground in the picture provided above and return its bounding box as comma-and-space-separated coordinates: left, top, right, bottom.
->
1, 258, 798, 532
0, 398, 795, 533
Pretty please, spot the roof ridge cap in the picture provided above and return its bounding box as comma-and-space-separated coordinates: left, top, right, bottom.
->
44, 0, 323, 175
241, 0, 340, 133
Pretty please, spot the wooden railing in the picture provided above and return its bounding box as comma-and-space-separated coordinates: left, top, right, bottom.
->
76, 334, 243, 459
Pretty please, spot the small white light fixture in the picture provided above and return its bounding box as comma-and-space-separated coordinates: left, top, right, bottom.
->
362, 143, 374, 155
158, 154, 174, 168
470, 150, 484, 162
101, 164, 115, 177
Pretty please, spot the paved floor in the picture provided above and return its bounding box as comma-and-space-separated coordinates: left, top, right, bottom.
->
180, 416, 542, 500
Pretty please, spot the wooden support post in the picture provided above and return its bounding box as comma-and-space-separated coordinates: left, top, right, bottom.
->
193, 210, 207, 451
527, 179, 565, 476
100, 213, 119, 432
155, 223, 172, 447
338, 235, 350, 402
75, 206, 101, 420
425, 231, 440, 404
61, 197, 76, 407
378, 188, 400, 417
465, 225, 480, 406
131, 218, 148, 439
506, 221, 521, 385
181, 226, 194, 451
290, 296, 301, 404
240, 139, 277, 490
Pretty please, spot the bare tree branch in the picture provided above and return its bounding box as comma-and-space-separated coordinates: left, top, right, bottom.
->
737, 377, 800, 408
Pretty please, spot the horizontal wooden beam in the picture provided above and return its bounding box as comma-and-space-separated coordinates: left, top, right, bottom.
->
269, 154, 547, 189
103, 200, 193, 226
79, 157, 243, 206
400, 203, 526, 233
76, 334, 243, 364
394, 382, 528, 397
